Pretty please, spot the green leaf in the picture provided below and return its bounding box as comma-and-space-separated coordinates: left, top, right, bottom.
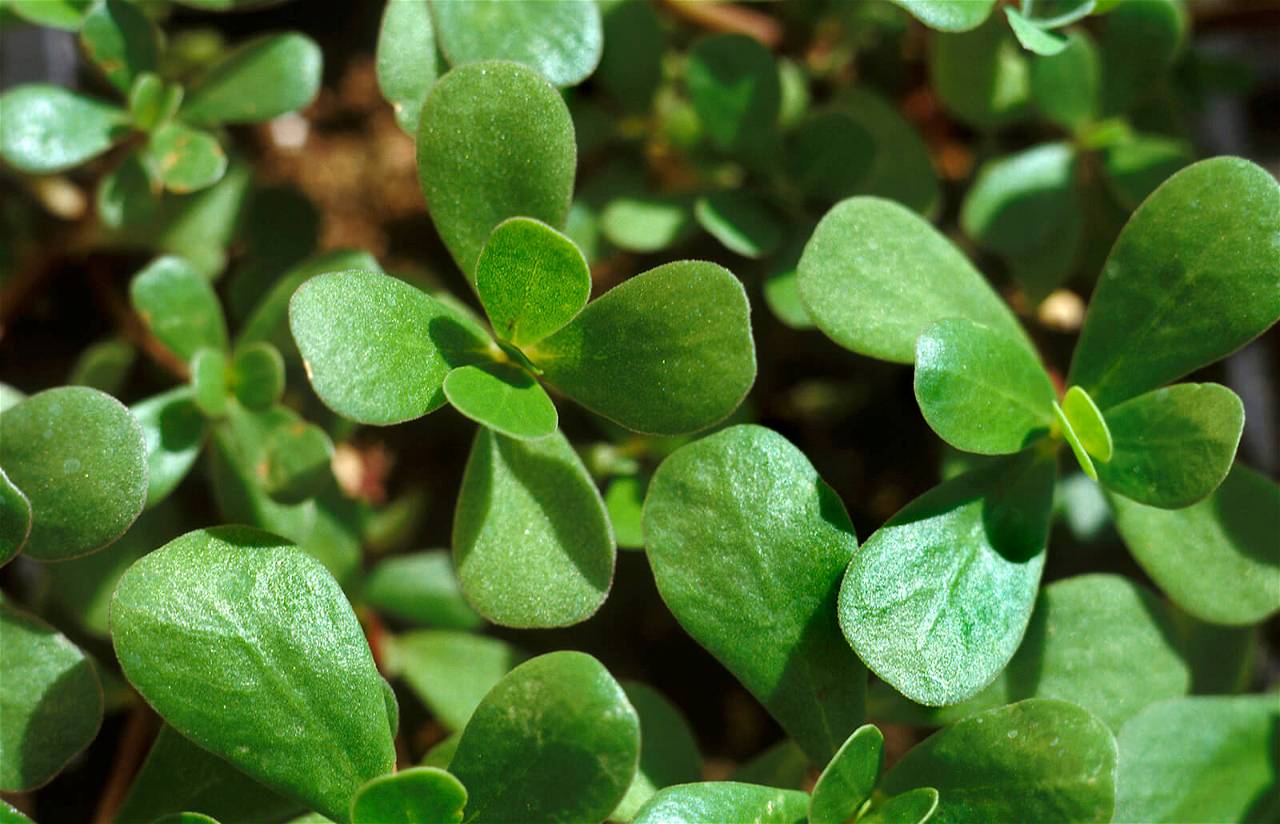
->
127, 72, 183, 132
0, 468, 31, 565
1110, 463, 1280, 626
431, 0, 602, 88
929, 15, 1030, 129
732, 741, 811, 790
117, 725, 303, 824
1054, 400, 1097, 481
418, 61, 576, 279
686, 34, 780, 165
376, 0, 439, 134
1019, 0, 1096, 28
449, 651, 640, 823
69, 337, 135, 395
362, 550, 482, 630
290, 270, 490, 425
388, 630, 522, 732
475, 217, 590, 347
191, 348, 230, 418
8, 0, 92, 30
596, 0, 664, 110
0, 386, 147, 561
883, 700, 1117, 822
632, 783, 809, 824
143, 123, 228, 194
644, 425, 866, 763
132, 388, 207, 507
839, 89, 941, 218
258, 413, 334, 505
111, 526, 396, 822
1070, 158, 1280, 408
914, 318, 1056, 455
611, 681, 702, 822
0, 602, 103, 791
798, 197, 1026, 364
421, 733, 460, 769
443, 363, 558, 441
1005, 8, 1067, 56
600, 193, 696, 252
1099, 0, 1185, 115
1097, 383, 1243, 508
784, 111, 875, 204
80, 0, 160, 94
230, 343, 285, 410
238, 249, 380, 352
887, 0, 996, 32
131, 256, 229, 362
0, 800, 35, 824
350, 767, 467, 824
960, 143, 1079, 262
1061, 386, 1112, 462
604, 473, 647, 549
0, 85, 128, 174
860, 788, 940, 824
694, 190, 785, 259
840, 448, 1054, 706
1102, 133, 1191, 209
808, 725, 883, 824
152, 814, 218, 824
181, 33, 322, 126
531, 261, 755, 435
453, 427, 613, 626
1030, 30, 1100, 131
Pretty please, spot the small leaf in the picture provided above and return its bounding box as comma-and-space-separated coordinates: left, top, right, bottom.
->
1069, 158, 1280, 408
454, 428, 614, 627
1005, 8, 1067, 56
418, 61, 576, 279
1102, 134, 1191, 209
190, 348, 230, 418
290, 270, 490, 425
132, 388, 207, 507
1019, 0, 1096, 28
1061, 386, 1112, 462
694, 190, 785, 259
882, 700, 1117, 822
350, 767, 467, 824
604, 473, 647, 549
375, 0, 439, 134
70, 337, 136, 394
531, 261, 756, 436
784, 111, 876, 204
0, 386, 148, 561
131, 256, 229, 362
839, 89, 941, 217
1115, 695, 1279, 823
914, 318, 1056, 455
644, 425, 866, 763
1030, 30, 1100, 131
808, 725, 883, 824
960, 143, 1079, 263
1055, 400, 1097, 481
1110, 463, 1280, 626
111, 526, 396, 822
859, 788, 940, 824
929, 15, 1030, 129
0, 602, 103, 791
686, 34, 780, 165
596, 0, 664, 110
840, 448, 1054, 706
0, 85, 129, 174
181, 33, 322, 125
1097, 383, 1243, 508
127, 72, 183, 132
8, 0, 92, 30
259, 413, 334, 505
0, 468, 32, 565
1099, 0, 1186, 115
632, 783, 809, 824
431, 0, 603, 88
230, 343, 285, 410
611, 681, 702, 822
238, 249, 380, 353
388, 630, 522, 732
887, 0, 996, 31
443, 363, 558, 441
798, 197, 1027, 364
600, 193, 696, 252
449, 651, 640, 823
362, 550, 482, 630
143, 123, 228, 194
80, 0, 160, 93
475, 217, 590, 347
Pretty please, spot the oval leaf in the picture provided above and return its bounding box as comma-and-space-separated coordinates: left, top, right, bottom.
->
80, 0, 160, 93
632, 782, 809, 824
475, 217, 590, 347
376, 0, 439, 134
443, 363, 558, 440
181, 33, 323, 126
388, 630, 522, 732
809, 725, 884, 824
887, 0, 995, 31
860, 788, 940, 824
694, 190, 785, 259
432, 0, 603, 88
928, 16, 1030, 129
350, 767, 467, 824
144, 123, 228, 194
131, 256, 229, 363
132, 388, 207, 508
363, 551, 482, 630
0, 85, 128, 174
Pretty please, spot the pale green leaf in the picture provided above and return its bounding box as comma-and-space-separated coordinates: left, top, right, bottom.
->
387, 630, 522, 732
362, 551, 482, 630
808, 725, 883, 824
431, 0, 602, 88
0, 85, 128, 174
181, 33, 323, 126
131, 256, 228, 362
376, 0, 439, 134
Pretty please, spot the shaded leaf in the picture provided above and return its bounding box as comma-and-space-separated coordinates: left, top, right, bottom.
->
0, 468, 31, 565
839, 89, 941, 217
929, 15, 1030, 129
686, 34, 780, 165
132, 388, 207, 507
362, 550, 482, 630
80, 0, 160, 93
1030, 30, 1100, 131
960, 143, 1079, 262
596, 0, 664, 110
190, 348, 230, 418
388, 630, 522, 732
1102, 134, 1191, 209
231, 343, 285, 410
604, 473, 647, 549
860, 788, 939, 824
181, 33, 323, 126
611, 681, 702, 822
350, 767, 467, 824
69, 338, 135, 394
694, 190, 785, 259
1099, 0, 1186, 115
431, 0, 602, 88
8, 0, 92, 30
785, 110, 875, 204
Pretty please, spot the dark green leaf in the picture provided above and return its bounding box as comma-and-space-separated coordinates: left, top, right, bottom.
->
1102, 134, 1191, 209
732, 741, 811, 790
181, 33, 323, 126
785, 111, 875, 204
376, 0, 439, 134
191, 348, 230, 418
387, 630, 522, 732
929, 15, 1030, 129
860, 788, 940, 824
1099, 0, 1186, 115
143, 123, 228, 194
960, 143, 1079, 261
69, 338, 135, 394
1070, 158, 1280, 408
475, 217, 590, 347
612, 681, 702, 822
130, 256, 228, 362
80, 0, 160, 94
531, 261, 755, 435
258, 413, 334, 505
0, 85, 128, 173
0, 468, 31, 565
1006, 8, 1067, 56
132, 388, 207, 507
694, 190, 785, 259
596, 0, 664, 110
443, 363, 558, 440
431, 0, 602, 88
449, 651, 640, 823
0, 386, 147, 561
362, 550, 482, 630
632, 783, 809, 824
1030, 30, 1100, 131
839, 89, 941, 217
887, 0, 995, 31
808, 725, 883, 824
0, 602, 102, 791
686, 34, 780, 165
350, 767, 467, 824
111, 526, 396, 822
127, 72, 182, 132
230, 343, 285, 410
644, 425, 866, 763
418, 61, 576, 279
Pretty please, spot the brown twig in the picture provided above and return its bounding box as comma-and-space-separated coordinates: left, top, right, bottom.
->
663, 0, 783, 48
93, 707, 157, 824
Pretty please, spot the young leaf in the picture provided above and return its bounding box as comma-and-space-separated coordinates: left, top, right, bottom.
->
644, 425, 866, 763
132, 388, 207, 507
859, 788, 939, 824
143, 123, 228, 194
928, 15, 1030, 129
80, 0, 160, 94
431, 0, 603, 88
1110, 463, 1280, 626
960, 143, 1079, 262
0, 386, 148, 561
808, 725, 883, 824
604, 473, 647, 549
1069, 157, 1280, 408
632, 783, 809, 824
443, 363, 558, 441
1005, 8, 1067, 56
290, 270, 490, 425
531, 261, 755, 436
376, 0, 439, 134
694, 190, 785, 259
887, 0, 996, 32
840, 448, 1054, 706
448, 651, 640, 823
230, 343, 285, 410
1030, 31, 1100, 131
259, 414, 334, 505
1061, 386, 1112, 462
0, 468, 32, 565
1055, 400, 1097, 481
0, 602, 103, 792
363, 551, 482, 630
111, 526, 396, 822
686, 34, 780, 165
387, 630, 522, 732
453, 428, 614, 627
882, 700, 1117, 822
1099, 0, 1186, 115
190, 348, 230, 418
0, 85, 129, 174
131, 256, 229, 362
1115, 695, 1279, 823
238, 248, 380, 353
839, 89, 941, 218
181, 33, 323, 126
475, 217, 590, 347
418, 61, 576, 279
1097, 383, 1243, 508
350, 768, 467, 824
914, 318, 1056, 455
611, 681, 702, 822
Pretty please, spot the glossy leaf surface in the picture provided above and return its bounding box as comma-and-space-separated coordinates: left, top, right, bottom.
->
389, 630, 522, 732
0, 469, 32, 564
363, 551, 482, 630
1061, 386, 1112, 462
632, 783, 809, 824
432, 0, 602, 88
131, 256, 229, 362
350, 767, 467, 824
376, 0, 438, 133
181, 33, 323, 125
0, 85, 127, 174
475, 217, 590, 347
808, 725, 883, 824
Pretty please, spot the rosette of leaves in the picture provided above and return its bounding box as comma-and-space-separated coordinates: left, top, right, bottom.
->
290, 60, 756, 629
0, 0, 321, 199
796, 156, 1279, 706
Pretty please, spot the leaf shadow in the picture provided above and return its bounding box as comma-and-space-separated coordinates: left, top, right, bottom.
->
1243, 715, 1280, 823
1213, 467, 1280, 567
18, 656, 102, 790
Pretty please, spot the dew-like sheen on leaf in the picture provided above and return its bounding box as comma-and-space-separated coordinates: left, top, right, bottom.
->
0, 85, 128, 174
